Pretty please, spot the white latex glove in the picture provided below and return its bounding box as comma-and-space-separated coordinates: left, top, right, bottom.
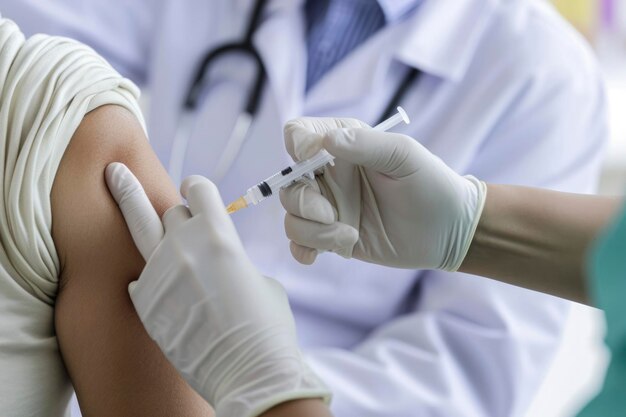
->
105, 163, 330, 417
281, 118, 487, 271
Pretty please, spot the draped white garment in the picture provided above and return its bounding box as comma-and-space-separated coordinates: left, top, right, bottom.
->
0, 17, 144, 416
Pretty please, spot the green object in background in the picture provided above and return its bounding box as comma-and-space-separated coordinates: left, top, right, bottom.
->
577, 204, 626, 417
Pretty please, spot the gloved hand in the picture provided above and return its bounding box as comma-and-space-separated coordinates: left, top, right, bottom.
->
105, 163, 330, 417
281, 118, 487, 271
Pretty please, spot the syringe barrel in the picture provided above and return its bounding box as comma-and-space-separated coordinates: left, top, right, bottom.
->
265, 150, 335, 190
239, 107, 409, 209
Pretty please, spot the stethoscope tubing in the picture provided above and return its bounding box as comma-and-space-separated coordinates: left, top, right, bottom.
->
170, 0, 422, 184
170, 0, 269, 183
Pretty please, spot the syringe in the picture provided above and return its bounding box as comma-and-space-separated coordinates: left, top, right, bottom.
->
226, 107, 411, 214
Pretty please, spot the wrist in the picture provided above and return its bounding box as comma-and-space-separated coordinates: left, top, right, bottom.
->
258, 399, 332, 417
440, 176, 487, 272
214, 354, 331, 417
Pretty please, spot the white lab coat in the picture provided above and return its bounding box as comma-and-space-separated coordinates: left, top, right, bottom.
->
2, 0, 608, 415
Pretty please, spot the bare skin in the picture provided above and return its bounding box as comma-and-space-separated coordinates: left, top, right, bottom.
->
460, 184, 622, 305
51, 105, 214, 416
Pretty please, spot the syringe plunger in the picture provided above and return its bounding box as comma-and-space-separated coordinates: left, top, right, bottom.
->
373, 107, 410, 132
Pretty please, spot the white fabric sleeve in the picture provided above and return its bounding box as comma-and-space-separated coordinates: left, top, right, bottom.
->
0, 16, 144, 305
0, 16, 146, 416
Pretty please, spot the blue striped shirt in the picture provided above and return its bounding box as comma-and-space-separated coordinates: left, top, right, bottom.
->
305, 0, 421, 91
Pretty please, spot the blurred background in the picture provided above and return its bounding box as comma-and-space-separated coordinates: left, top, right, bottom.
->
523, 2, 625, 417
552, 0, 626, 195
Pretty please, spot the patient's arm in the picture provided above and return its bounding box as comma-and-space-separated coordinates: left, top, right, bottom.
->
51, 105, 213, 416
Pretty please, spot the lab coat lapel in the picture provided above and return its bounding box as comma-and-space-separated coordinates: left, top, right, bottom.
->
247, 0, 497, 120
304, 0, 498, 113
253, 0, 307, 123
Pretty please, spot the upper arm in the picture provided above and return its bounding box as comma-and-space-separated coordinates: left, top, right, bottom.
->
51, 105, 213, 416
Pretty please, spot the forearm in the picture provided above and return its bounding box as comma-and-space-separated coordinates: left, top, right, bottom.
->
460, 184, 621, 304
259, 399, 333, 417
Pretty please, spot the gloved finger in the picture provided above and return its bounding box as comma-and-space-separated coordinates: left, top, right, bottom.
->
105, 162, 164, 260
180, 175, 243, 243
263, 276, 291, 305
284, 213, 358, 252
284, 117, 369, 161
163, 204, 192, 232
128, 280, 138, 296
283, 123, 322, 161
289, 241, 319, 265
180, 175, 228, 219
279, 181, 336, 225
323, 128, 420, 177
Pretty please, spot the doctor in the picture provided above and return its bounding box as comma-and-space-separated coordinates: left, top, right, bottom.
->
3, 0, 608, 415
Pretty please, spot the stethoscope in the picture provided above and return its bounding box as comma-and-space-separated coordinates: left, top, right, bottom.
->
170, 0, 422, 185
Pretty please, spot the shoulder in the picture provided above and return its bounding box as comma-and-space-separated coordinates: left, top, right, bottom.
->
474, 0, 602, 93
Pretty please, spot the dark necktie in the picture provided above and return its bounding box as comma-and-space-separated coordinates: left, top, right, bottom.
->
305, 0, 385, 91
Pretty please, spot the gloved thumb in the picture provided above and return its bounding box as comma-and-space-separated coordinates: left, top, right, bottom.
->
284, 122, 324, 161
323, 128, 420, 177
180, 175, 242, 242
284, 117, 369, 161
105, 163, 164, 261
